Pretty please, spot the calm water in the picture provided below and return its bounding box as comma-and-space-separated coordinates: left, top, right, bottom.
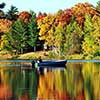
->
0, 60, 100, 100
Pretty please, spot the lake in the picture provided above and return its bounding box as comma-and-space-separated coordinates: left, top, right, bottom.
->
0, 60, 100, 100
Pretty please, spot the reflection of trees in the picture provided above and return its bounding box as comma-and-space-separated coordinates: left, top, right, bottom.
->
0, 68, 12, 99
38, 70, 55, 99
0, 62, 100, 99
91, 63, 100, 100
0, 68, 39, 99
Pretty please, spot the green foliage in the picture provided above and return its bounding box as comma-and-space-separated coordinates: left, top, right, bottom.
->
48, 51, 57, 59
27, 11, 38, 50
1, 11, 39, 54
0, 2, 100, 59
64, 17, 82, 55
5, 5, 18, 21
4, 19, 27, 54
84, 14, 93, 35
96, 0, 100, 12
82, 35, 95, 55
54, 23, 66, 56
82, 14, 100, 57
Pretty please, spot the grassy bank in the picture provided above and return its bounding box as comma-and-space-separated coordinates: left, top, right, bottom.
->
0, 50, 100, 60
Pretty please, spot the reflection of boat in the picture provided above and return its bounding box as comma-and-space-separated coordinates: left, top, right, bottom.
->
32, 60, 67, 68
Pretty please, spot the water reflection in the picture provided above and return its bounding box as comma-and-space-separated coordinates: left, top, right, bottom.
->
0, 62, 99, 100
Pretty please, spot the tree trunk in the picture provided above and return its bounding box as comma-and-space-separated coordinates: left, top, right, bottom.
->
33, 46, 36, 52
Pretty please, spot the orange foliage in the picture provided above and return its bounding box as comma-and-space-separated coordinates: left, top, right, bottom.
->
18, 93, 30, 100
38, 71, 55, 99
18, 11, 31, 23
55, 91, 71, 100
0, 84, 12, 99
76, 90, 85, 100
0, 19, 12, 33
72, 2, 96, 26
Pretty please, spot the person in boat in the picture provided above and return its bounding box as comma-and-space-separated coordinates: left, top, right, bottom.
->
37, 56, 44, 75
37, 56, 42, 63
32, 56, 42, 68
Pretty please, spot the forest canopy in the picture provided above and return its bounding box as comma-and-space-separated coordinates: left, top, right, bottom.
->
0, 1, 100, 59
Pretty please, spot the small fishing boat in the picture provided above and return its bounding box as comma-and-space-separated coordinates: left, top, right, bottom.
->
32, 60, 67, 68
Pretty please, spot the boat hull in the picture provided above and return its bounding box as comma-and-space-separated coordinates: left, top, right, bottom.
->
38, 60, 67, 68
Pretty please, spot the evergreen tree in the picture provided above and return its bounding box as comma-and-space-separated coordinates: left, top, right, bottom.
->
5, 19, 27, 54
0, 2, 6, 18
0, 2, 5, 9
27, 11, 38, 52
5, 5, 18, 21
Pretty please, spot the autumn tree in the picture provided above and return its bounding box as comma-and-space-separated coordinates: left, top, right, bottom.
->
82, 14, 94, 57
57, 9, 73, 25
54, 23, 66, 56
82, 14, 100, 58
37, 14, 56, 47
18, 11, 31, 23
0, 19, 12, 34
37, 12, 47, 20
71, 2, 96, 27
91, 15, 100, 56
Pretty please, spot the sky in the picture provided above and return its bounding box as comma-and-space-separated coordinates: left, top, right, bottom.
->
0, 0, 99, 14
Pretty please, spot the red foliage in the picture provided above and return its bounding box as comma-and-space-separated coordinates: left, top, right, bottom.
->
37, 13, 46, 21
55, 91, 71, 100
18, 11, 31, 23
57, 9, 73, 24
18, 93, 30, 100
76, 90, 85, 100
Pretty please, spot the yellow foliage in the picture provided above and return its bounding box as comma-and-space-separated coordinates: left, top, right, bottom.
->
0, 35, 8, 50
37, 14, 56, 46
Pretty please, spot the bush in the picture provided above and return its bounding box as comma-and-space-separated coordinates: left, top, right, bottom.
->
48, 51, 58, 59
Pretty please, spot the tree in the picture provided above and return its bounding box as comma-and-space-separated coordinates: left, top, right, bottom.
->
5, 5, 18, 21
0, 2, 6, 18
83, 14, 93, 35
27, 11, 38, 52
72, 2, 96, 27
64, 16, 82, 54
0, 2, 5, 9
37, 12, 46, 20
4, 19, 27, 54
18, 11, 31, 23
57, 9, 73, 24
37, 14, 56, 46
54, 22, 66, 56
0, 19, 12, 33
82, 14, 100, 57
96, 0, 100, 12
